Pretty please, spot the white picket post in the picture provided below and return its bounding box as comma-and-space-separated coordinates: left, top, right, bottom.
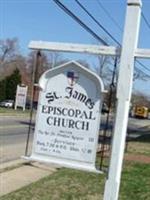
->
103, 0, 142, 199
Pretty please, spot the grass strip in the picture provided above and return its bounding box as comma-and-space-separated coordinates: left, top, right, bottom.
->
0, 161, 150, 200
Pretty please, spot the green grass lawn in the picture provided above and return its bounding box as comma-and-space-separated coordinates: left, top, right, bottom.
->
0, 108, 37, 118
127, 142, 150, 156
0, 107, 29, 115
120, 162, 150, 200
0, 161, 150, 200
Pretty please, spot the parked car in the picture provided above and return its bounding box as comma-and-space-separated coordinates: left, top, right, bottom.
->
0, 100, 14, 108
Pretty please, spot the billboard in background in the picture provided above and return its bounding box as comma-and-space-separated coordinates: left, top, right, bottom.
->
15, 85, 28, 111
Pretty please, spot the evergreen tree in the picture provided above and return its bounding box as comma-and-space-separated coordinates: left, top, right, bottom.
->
0, 79, 6, 101
5, 68, 21, 100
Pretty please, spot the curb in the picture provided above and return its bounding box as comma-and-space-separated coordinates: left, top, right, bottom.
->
0, 159, 30, 172
0, 159, 60, 173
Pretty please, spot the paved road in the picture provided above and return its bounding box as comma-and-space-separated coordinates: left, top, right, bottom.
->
0, 114, 149, 164
0, 115, 34, 163
100, 113, 150, 134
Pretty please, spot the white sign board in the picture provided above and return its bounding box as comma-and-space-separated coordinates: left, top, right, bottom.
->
15, 85, 28, 111
25, 61, 104, 172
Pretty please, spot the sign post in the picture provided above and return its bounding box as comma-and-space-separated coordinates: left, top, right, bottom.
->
103, 0, 142, 199
23, 61, 104, 173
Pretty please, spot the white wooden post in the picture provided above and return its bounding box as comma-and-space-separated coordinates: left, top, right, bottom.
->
29, 41, 119, 56
103, 0, 142, 200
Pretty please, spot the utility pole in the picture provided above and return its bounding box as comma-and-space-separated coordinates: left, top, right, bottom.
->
103, 0, 142, 199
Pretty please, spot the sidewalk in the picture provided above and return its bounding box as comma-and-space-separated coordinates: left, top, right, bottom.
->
0, 159, 57, 197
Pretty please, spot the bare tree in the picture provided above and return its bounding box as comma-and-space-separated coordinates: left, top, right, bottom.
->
0, 38, 19, 64
76, 59, 90, 69
27, 51, 49, 78
0, 38, 22, 80
133, 68, 150, 81
94, 54, 117, 87
132, 92, 150, 107
47, 52, 63, 68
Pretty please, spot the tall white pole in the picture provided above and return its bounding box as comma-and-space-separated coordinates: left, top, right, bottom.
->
103, 0, 142, 200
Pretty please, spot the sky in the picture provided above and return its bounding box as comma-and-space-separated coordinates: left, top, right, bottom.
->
1, 0, 150, 97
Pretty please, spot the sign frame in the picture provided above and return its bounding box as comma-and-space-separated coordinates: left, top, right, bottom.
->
23, 61, 105, 173
15, 85, 28, 111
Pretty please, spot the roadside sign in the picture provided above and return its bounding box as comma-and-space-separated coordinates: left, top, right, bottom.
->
15, 85, 28, 111
24, 61, 104, 173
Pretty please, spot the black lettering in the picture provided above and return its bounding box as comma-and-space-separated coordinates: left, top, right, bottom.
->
54, 92, 59, 99
77, 93, 87, 102
47, 116, 53, 125
45, 92, 60, 103
68, 119, 75, 128
81, 121, 89, 131
65, 87, 73, 99
48, 106, 54, 114
62, 118, 67, 127
53, 117, 61, 126
89, 111, 95, 120
72, 90, 78, 98
65, 87, 95, 109
75, 109, 81, 118
55, 107, 61, 115
42, 105, 48, 113
85, 99, 95, 109
75, 120, 82, 130
89, 102, 95, 109
68, 109, 75, 117
46, 92, 54, 103
80, 111, 88, 119
62, 108, 68, 116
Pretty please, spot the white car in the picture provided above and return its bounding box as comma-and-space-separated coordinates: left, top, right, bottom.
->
0, 100, 14, 108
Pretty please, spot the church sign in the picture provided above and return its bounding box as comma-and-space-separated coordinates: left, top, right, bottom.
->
15, 85, 28, 111
26, 61, 104, 173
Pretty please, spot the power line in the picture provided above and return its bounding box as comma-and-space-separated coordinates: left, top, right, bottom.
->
134, 65, 150, 78
75, 0, 150, 76
52, 0, 108, 46
136, 59, 150, 73
75, 0, 121, 46
141, 12, 150, 30
95, 1, 150, 74
138, 12, 150, 73
96, 0, 123, 32
52, 0, 150, 77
